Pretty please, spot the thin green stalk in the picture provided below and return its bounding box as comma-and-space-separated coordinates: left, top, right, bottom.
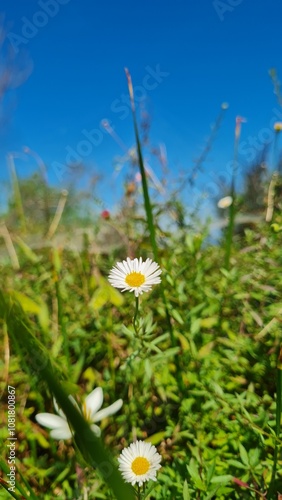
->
0, 457, 32, 500
125, 72, 174, 336
125, 69, 158, 261
0, 481, 25, 500
224, 195, 236, 271
55, 278, 70, 366
132, 296, 145, 350
224, 155, 237, 270
6, 153, 27, 234
268, 348, 282, 499
133, 296, 139, 335
265, 128, 281, 222
136, 485, 142, 500
125, 69, 184, 391
52, 248, 70, 366
24, 147, 51, 232
224, 117, 244, 270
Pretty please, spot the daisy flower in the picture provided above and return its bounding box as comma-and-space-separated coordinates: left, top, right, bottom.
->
217, 196, 233, 209
118, 440, 162, 487
274, 122, 282, 132
35, 387, 122, 440
108, 257, 162, 297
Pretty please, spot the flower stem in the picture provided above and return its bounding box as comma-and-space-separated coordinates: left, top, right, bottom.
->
7, 153, 27, 234
268, 346, 282, 498
125, 68, 158, 260
225, 116, 245, 270
52, 249, 70, 367
133, 296, 139, 334
225, 128, 238, 270
136, 485, 142, 500
125, 69, 180, 347
125, 68, 184, 392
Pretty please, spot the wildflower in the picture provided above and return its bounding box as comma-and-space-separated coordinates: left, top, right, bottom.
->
101, 209, 110, 219
108, 257, 162, 297
217, 196, 233, 209
274, 122, 282, 132
35, 387, 122, 440
118, 440, 162, 487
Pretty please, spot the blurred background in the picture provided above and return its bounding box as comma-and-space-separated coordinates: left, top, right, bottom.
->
1, 0, 282, 240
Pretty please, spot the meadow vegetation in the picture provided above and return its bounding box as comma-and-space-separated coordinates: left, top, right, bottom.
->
1, 72, 282, 499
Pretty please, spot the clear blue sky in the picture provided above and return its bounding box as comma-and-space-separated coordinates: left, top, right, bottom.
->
1, 0, 282, 213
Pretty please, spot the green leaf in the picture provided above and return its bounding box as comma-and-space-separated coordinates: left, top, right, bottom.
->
248, 448, 260, 467
227, 459, 246, 469
171, 308, 184, 325
239, 444, 249, 466
15, 235, 40, 263
10, 291, 41, 314
210, 475, 233, 483
146, 431, 166, 445
109, 285, 125, 307
187, 459, 206, 491
200, 317, 218, 328
183, 479, 190, 500
191, 317, 201, 336
206, 461, 216, 484
89, 278, 124, 310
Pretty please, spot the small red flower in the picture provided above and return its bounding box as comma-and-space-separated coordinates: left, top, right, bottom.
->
101, 210, 110, 220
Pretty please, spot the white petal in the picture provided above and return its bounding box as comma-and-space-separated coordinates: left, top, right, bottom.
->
53, 399, 66, 419
50, 426, 72, 440
90, 424, 101, 436
69, 395, 81, 412
35, 413, 67, 430
92, 399, 123, 422
85, 387, 103, 419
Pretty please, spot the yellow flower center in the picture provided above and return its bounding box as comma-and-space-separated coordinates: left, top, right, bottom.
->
131, 457, 150, 475
83, 402, 91, 422
125, 272, 145, 288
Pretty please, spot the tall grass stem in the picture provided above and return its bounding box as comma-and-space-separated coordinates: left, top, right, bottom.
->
0, 290, 135, 500
224, 117, 245, 269
125, 69, 184, 391
268, 347, 282, 498
6, 153, 27, 234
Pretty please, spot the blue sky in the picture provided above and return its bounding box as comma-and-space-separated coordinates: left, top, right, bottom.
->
1, 0, 282, 213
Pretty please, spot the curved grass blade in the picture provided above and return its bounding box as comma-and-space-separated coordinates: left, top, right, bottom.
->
0, 291, 135, 500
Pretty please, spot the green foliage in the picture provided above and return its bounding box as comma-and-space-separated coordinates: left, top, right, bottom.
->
3, 171, 100, 234
0, 213, 281, 498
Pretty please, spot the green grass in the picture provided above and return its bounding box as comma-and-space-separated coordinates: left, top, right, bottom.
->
1, 204, 282, 499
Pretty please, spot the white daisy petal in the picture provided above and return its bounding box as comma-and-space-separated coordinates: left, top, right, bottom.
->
35, 413, 67, 430
53, 398, 66, 419
92, 399, 123, 422
50, 426, 72, 440
90, 424, 101, 436
36, 387, 123, 442
35, 413, 72, 440
118, 440, 162, 487
85, 387, 103, 419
